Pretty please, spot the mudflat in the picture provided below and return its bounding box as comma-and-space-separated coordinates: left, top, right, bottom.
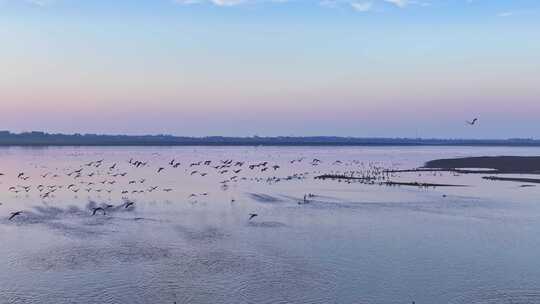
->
424, 156, 540, 174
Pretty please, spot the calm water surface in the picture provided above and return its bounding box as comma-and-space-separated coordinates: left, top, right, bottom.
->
1, 146, 540, 304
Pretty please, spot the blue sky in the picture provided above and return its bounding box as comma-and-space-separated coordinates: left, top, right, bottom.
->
0, 0, 539, 138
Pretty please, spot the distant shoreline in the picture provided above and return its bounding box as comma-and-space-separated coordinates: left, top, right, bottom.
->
0, 131, 539, 147
2, 142, 540, 147
2, 144, 540, 147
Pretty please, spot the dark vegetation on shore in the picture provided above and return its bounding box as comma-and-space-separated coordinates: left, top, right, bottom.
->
424, 156, 540, 174
0, 131, 538, 146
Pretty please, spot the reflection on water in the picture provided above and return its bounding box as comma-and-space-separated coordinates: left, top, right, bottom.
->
2, 146, 540, 303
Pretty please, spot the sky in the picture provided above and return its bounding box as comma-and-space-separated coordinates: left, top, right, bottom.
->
0, 0, 539, 138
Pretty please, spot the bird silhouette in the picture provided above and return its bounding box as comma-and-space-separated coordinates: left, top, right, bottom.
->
92, 207, 106, 216
466, 118, 478, 125
249, 213, 258, 220
9, 211, 23, 220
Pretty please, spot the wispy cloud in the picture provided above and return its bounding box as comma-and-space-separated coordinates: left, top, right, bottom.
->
384, 0, 407, 8
175, 0, 429, 10
7, 0, 469, 12
497, 9, 534, 18
0, 0, 59, 6
24, 0, 57, 6
497, 11, 514, 17
350, 1, 372, 12
174, 0, 241, 5
174, 0, 287, 6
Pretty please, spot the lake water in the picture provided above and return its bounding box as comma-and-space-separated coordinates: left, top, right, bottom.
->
1, 146, 540, 304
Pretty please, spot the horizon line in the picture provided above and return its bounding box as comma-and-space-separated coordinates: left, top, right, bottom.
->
0, 130, 538, 143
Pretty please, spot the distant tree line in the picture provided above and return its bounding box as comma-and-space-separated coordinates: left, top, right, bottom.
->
0, 131, 537, 146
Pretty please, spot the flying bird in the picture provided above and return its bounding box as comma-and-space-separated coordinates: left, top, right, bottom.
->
466, 118, 478, 125
92, 207, 106, 216
249, 213, 258, 220
9, 211, 23, 220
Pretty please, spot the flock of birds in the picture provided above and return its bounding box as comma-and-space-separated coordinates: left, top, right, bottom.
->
2, 118, 480, 222
0, 152, 419, 223
1, 154, 406, 222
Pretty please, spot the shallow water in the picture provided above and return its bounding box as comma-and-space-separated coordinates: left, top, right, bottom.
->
1, 146, 540, 304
